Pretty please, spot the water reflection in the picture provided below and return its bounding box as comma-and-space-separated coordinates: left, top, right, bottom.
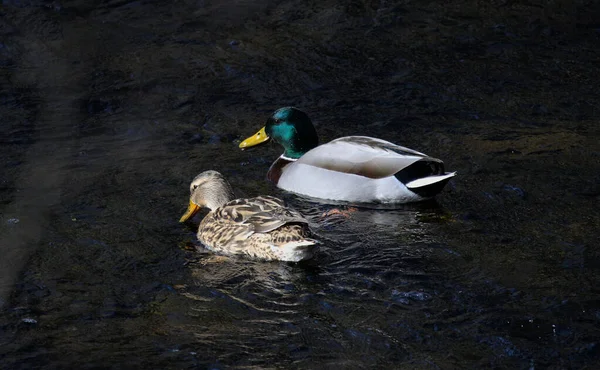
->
167, 202, 462, 366
1, 0, 599, 368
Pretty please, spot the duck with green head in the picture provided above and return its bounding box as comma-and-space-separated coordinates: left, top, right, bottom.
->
239, 107, 456, 204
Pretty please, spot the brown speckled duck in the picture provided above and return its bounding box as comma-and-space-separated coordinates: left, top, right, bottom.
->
179, 170, 319, 262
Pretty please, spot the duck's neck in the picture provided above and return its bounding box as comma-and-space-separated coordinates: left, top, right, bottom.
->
278, 132, 318, 160
204, 185, 235, 211
282, 149, 304, 160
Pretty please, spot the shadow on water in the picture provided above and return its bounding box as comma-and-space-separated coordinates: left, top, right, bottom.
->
1, 0, 599, 368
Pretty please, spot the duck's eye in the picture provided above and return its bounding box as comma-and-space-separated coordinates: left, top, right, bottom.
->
192, 184, 199, 191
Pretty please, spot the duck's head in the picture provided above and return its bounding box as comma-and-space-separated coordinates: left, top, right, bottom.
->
179, 170, 235, 222
239, 107, 319, 159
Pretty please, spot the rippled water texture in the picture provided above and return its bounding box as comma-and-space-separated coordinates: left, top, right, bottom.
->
1, 1, 599, 368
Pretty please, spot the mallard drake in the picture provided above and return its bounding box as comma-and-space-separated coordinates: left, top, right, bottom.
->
239, 107, 456, 204
179, 170, 319, 262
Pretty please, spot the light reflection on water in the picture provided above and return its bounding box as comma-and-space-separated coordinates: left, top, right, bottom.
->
0, 0, 599, 368
0, 120, 593, 367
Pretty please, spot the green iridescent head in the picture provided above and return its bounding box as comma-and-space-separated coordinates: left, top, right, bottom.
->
239, 107, 319, 159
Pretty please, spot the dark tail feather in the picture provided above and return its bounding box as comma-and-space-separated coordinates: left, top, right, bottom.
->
395, 160, 455, 198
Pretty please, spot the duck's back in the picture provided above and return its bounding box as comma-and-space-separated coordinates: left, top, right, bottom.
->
197, 196, 318, 261
296, 136, 431, 178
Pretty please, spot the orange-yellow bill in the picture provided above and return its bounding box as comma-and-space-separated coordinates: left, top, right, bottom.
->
179, 200, 201, 222
239, 126, 270, 149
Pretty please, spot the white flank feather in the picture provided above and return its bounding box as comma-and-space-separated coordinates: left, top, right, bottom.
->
278, 163, 425, 203
405, 172, 456, 189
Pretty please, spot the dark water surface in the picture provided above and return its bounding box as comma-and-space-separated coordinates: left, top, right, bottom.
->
1, 1, 599, 368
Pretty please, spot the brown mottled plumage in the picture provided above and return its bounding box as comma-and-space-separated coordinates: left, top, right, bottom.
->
179, 171, 319, 262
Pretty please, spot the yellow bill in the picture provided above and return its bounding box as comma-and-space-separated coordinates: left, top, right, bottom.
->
179, 200, 201, 222
239, 126, 270, 149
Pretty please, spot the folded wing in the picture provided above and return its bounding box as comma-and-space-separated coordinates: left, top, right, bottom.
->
297, 136, 438, 179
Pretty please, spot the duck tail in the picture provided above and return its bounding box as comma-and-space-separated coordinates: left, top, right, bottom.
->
405, 172, 456, 198
270, 239, 320, 262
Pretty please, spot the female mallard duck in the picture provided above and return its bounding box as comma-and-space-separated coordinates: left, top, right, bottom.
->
179, 170, 319, 262
239, 107, 456, 204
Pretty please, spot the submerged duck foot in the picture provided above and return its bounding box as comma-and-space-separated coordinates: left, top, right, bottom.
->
320, 206, 358, 220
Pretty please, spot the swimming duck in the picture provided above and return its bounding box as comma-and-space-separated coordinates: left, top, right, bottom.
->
179, 170, 319, 262
239, 107, 456, 204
